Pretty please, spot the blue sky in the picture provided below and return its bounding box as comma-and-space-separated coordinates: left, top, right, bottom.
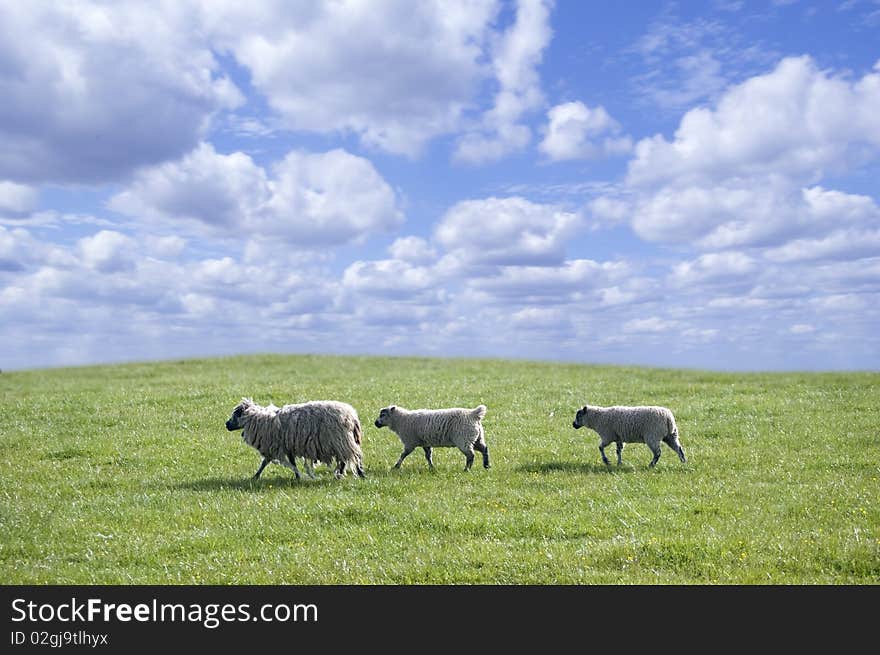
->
1, 0, 879, 371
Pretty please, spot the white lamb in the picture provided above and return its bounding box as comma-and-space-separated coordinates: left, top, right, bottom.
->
572, 403, 687, 468
374, 404, 490, 471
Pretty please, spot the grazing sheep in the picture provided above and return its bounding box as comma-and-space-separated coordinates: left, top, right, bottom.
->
374, 404, 490, 471
225, 398, 365, 480
572, 403, 686, 468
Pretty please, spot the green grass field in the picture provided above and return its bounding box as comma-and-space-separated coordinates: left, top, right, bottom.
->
1, 354, 877, 584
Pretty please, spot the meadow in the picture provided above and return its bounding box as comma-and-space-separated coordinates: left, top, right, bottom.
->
1, 354, 877, 584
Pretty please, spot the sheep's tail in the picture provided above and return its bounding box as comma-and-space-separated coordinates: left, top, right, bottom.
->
353, 419, 362, 445
471, 405, 487, 421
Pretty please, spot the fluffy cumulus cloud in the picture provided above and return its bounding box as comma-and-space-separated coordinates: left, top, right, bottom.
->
434, 196, 579, 267
204, 0, 500, 157
599, 56, 880, 260
108, 143, 267, 229
0, 1, 547, 182
387, 237, 438, 263
669, 252, 758, 289
538, 101, 632, 161
109, 144, 404, 246
454, 0, 554, 164
0, 1, 242, 184
467, 258, 629, 304
627, 56, 880, 187
0, 181, 38, 215
77, 230, 138, 273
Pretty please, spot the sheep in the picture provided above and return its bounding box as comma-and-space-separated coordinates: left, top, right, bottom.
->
374, 404, 490, 471
572, 403, 686, 468
225, 398, 365, 480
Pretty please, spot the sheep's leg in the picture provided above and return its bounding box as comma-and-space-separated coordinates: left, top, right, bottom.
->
647, 441, 662, 468
616, 441, 624, 466
474, 441, 490, 469
279, 455, 302, 480
355, 457, 366, 478
676, 444, 687, 463
252, 456, 271, 480
335, 460, 346, 479
461, 446, 475, 472
394, 446, 415, 469
423, 446, 434, 469
303, 458, 317, 479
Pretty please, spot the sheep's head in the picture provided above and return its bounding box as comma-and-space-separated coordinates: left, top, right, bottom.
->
374, 405, 396, 428
225, 398, 253, 431
572, 405, 589, 429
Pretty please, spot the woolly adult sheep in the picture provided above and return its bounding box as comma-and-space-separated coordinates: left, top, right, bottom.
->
374, 404, 490, 471
572, 403, 687, 468
225, 398, 365, 480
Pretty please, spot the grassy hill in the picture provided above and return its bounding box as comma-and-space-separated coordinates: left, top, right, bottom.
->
1, 354, 877, 584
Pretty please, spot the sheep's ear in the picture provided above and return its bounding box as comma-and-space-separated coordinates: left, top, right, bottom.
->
389, 405, 396, 413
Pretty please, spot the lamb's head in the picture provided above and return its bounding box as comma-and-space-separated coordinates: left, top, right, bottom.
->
572, 405, 589, 429
225, 398, 254, 431
374, 405, 396, 429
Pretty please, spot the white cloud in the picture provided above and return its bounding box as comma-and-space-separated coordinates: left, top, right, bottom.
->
206, 0, 499, 157
0, 1, 242, 184
538, 101, 632, 161
670, 252, 758, 287
623, 317, 677, 333
0, 181, 38, 215
0, 226, 52, 272
77, 230, 137, 273
388, 236, 438, 263
265, 149, 404, 244
511, 306, 569, 330
627, 56, 880, 187
469, 258, 627, 302
108, 143, 268, 228
110, 144, 404, 246
342, 259, 443, 301
614, 58, 880, 261
630, 181, 794, 247
454, 0, 554, 164
628, 181, 880, 251
434, 196, 579, 267
764, 228, 880, 263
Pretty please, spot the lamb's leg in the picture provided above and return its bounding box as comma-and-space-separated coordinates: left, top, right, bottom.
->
423, 446, 434, 469
394, 446, 415, 469
460, 446, 475, 472
647, 441, 662, 468
616, 441, 624, 466
252, 456, 271, 480
473, 441, 490, 469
